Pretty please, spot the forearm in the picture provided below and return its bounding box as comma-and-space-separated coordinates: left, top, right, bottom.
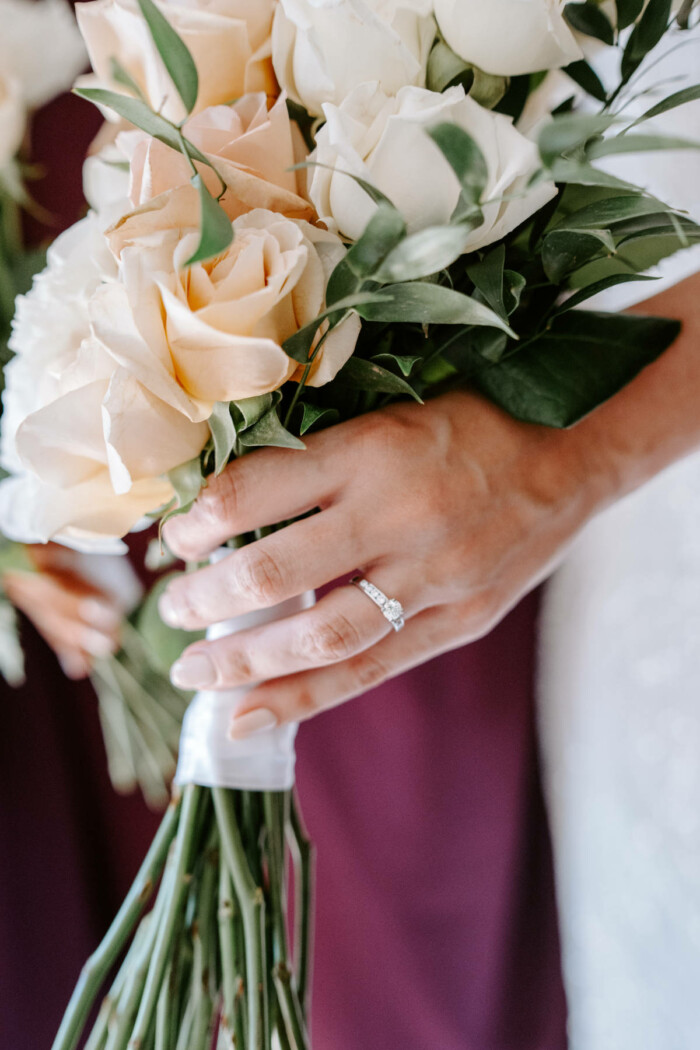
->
562, 272, 700, 509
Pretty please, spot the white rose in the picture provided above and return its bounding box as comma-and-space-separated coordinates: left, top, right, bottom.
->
76, 0, 275, 124
0, 210, 209, 552
82, 120, 131, 213
0, 0, 86, 109
434, 0, 582, 77
272, 0, 435, 116
309, 83, 557, 252
0, 75, 24, 171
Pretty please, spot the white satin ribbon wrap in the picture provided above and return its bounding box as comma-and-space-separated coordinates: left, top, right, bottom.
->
175, 550, 315, 791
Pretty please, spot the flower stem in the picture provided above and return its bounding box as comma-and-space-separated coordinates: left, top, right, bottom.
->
52, 796, 181, 1050
128, 784, 204, 1047
213, 788, 269, 1050
288, 794, 314, 1013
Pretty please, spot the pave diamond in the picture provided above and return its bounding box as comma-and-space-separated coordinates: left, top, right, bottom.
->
351, 576, 405, 632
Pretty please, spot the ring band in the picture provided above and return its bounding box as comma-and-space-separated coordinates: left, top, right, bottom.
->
350, 576, 405, 632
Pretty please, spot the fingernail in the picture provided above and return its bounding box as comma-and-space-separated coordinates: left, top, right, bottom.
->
158, 590, 183, 628
81, 628, 117, 657
170, 652, 216, 689
59, 653, 89, 680
79, 598, 121, 632
229, 709, 278, 740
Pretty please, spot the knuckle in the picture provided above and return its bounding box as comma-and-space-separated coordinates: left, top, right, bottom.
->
218, 645, 253, 684
300, 613, 362, 664
293, 686, 322, 719
354, 650, 389, 691
197, 468, 244, 529
234, 546, 285, 606
460, 590, 502, 639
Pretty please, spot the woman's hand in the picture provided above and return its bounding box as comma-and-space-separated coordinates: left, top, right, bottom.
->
160, 389, 613, 736
3, 545, 122, 679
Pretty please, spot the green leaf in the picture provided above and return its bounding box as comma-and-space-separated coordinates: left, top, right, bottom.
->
676, 0, 696, 27
134, 576, 204, 674
166, 457, 204, 515
621, 0, 673, 83
547, 158, 641, 191
554, 194, 674, 229
473, 311, 680, 427
184, 174, 233, 267
467, 245, 507, 318
74, 87, 185, 146
564, 3, 615, 43
588, 132, 700, 159
374, 224, 478, 283
281, 291, 392, 364
290, 161, 396, 208
372, 353, 422, 376
208, 402, 236, 474
626, 83, 700, 132
298, 403, 340, 435
539, 114, 616, 166
427, 39, 471, 93
616, 0, 645, 29
504, 271, 527, 315
335, 357, 423, 402
232, 394, 272, 429
542, 228, 616, 282
0, 597, 24, 687
0, 541, 36, 575
553, 273, 658, 314
355, 282, 517, 336
109, 57, 147, 102
136, 0, 199, 114
426, 123, 488, 218
563, 60, 607, 102
238, 408, 305, 450
470, 68, 508, 110
329, 204, 406, 296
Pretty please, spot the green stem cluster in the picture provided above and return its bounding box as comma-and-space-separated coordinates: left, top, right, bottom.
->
52, 786, 314, 1050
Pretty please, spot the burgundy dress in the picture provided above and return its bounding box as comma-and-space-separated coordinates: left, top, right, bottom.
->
0, 95, 566, 1050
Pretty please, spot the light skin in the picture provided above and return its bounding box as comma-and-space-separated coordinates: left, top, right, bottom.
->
3, 544, 122, 679
160, 273, 700, 738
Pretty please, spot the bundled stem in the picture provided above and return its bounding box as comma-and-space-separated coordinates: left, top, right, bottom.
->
53, 788, 313, 1050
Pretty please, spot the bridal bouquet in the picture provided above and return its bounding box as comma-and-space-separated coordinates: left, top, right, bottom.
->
1, 0, 698, 1047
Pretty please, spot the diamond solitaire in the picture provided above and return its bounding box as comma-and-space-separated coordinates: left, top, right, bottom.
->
350, 577, 406, 632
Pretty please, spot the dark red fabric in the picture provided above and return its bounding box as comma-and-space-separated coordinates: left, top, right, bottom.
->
297, 590, 567, 1050
0, 91, 567, 1050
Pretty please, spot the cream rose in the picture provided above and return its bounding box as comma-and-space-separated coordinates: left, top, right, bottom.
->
75, 0, 276, 124
309, 83, 557, 251
0, 211, 210, 552
104, 187, 361, 401
271, 0, 436, 117
119, 93, 313, 221
434, 0, 582, 77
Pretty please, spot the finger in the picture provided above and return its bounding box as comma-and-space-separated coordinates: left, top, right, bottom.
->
4, 572, 120, 655
169, 567, 416, 690
55, 648, 93, 681
227, 604, 464, 736
163, 440, 338, 561
159, 510, 373, 630
33, 605, 118, 658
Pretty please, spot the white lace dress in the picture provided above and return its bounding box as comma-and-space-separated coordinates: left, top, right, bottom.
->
538, 27, 700, 1050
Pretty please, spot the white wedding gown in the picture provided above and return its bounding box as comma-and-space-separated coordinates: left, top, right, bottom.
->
538, 27, 700, 1050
